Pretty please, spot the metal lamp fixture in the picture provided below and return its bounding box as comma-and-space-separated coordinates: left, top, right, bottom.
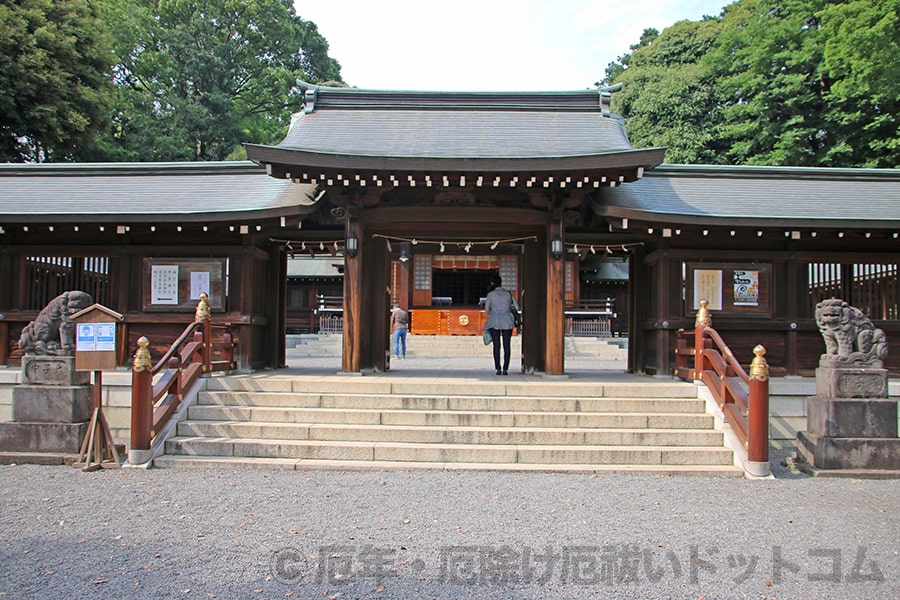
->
398, 249, 410, 262
345, 232, 358, 257
550, 235, 563, 260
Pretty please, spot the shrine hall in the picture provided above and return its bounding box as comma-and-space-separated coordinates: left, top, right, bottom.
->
1, 84, 898, 378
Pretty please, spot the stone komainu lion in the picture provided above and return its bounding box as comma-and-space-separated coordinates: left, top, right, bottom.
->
18, 291, 94, 356
815, 298, 888, 368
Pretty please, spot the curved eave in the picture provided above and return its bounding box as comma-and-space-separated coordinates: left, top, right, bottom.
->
245, 144, 666, 175
597, 205, 900, 230
0, 204, 320, 225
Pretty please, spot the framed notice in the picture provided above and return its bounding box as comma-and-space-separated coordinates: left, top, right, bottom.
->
686, 263, 772, 317
693, 269, 722, 310
143, 258, 227, 312
151, 264, 179, 305
190, 271, 211, 300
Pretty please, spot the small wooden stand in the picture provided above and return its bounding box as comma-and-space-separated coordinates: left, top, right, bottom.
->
74, 370, 121, 471
71, 304, 124, 471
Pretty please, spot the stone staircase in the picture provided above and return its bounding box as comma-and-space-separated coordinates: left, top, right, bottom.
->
287, 334, 628, 361
154, 375, 740, 475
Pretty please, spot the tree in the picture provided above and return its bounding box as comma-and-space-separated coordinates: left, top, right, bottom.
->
820, 0, 899, 167
608, 0, 898, 168
608, 19, 727, 164
709, 0, 832, 166
92, 0, 343, 162
0, 0, 115, 162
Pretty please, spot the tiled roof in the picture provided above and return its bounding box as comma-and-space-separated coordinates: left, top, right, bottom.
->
0, 161, 317, 223
594, 165, 900, 227
246, 86, 664, 172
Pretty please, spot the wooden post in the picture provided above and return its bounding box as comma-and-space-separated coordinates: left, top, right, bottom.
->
747, 345, 770, 476
129, 336, 153, 464
545, 220, 565, 376
342, 209, 362, 373
195, 293, 212, 371
693, 300, 711, 379
74, 370, 121, 471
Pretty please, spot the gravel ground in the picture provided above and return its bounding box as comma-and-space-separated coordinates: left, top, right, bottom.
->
2, 454, 899, 599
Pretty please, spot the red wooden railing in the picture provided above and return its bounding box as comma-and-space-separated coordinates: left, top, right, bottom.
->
674, 300, 770, 474
129, 294, 235, 463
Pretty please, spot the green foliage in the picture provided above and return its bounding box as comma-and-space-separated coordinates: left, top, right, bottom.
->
820, 0, 899, 167
610, 19, 727, 164
91, 0, 343, 162
0, 0, 115, 162
608, 0, 899, 168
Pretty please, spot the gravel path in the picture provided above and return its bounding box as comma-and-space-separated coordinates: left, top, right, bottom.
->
2, 455, 898, 599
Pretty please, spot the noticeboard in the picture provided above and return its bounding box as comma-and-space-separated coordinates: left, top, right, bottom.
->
142, 257, 226, 312
73, 304, 123, 371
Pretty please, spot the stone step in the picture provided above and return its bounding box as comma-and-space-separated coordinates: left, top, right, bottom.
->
202, 376, 697, 398
156, 371, 735, 474
151, 455, 742, 476
175, 421, 724, 446
197, 391, 707, 413
163, 437, 734, 466
288, 334, 627, 359
187, 405, 714, 429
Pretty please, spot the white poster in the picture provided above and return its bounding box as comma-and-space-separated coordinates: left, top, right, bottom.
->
151, 264, 179, 304
96, 322, 116, 351
76, 323, 97, 351
190, 271, 210, 300
693, 269, 722, 310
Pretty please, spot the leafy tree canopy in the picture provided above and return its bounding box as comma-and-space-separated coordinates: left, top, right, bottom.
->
607, 0, 899, 168
89, 0, 343, 162
0, 0, 115, 162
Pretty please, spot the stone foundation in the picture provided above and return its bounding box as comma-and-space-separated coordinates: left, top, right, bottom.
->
0, 357, 92, 456
815, 366, 888, 399
0, 421, 90, 453
797, 370, 899, 476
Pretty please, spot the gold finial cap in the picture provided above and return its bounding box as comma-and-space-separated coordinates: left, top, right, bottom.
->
195, 292, 211, 321
749, 344, 769, 381
133, 336, 152, 371
695, 299, 712, 328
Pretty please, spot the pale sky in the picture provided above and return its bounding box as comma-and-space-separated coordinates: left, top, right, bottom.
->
293, 0, 730, 91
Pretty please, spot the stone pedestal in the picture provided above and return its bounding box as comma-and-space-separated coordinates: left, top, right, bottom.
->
0, 357, 92, 456
797, 380, 900, 476
815, 366, 888, 399
21, 356, 90, 386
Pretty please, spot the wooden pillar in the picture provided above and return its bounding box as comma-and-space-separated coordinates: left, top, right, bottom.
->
0, 252, 10, 365
362, 235, 389, 371
785, 260, 800, 375
654, 248, 672, 376
235, 245, 256, 371
522, 236, 547, 374
546, 220, 565, 375
267, 243, 288, 369
342, 211, 362, 373
628, 245, 645, 374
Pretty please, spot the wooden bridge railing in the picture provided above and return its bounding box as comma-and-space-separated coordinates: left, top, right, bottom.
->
128, 294, 236, 465
674, 300, 770, 477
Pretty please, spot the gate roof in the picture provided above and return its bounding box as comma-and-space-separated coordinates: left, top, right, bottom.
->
245, 85, 665, 186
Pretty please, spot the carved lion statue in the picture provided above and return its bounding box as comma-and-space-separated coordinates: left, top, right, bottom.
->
815, 298, 888, 368
18, 291, 94, 356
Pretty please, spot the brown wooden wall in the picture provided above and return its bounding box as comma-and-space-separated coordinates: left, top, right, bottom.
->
0, 235, 278, 372
640, 246, 900, 377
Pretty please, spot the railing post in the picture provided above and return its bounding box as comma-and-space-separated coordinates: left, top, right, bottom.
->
129, 336, 154, 465
195, 293, 212, 372
746, 345, 771, 477
693, 299, 712, 378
